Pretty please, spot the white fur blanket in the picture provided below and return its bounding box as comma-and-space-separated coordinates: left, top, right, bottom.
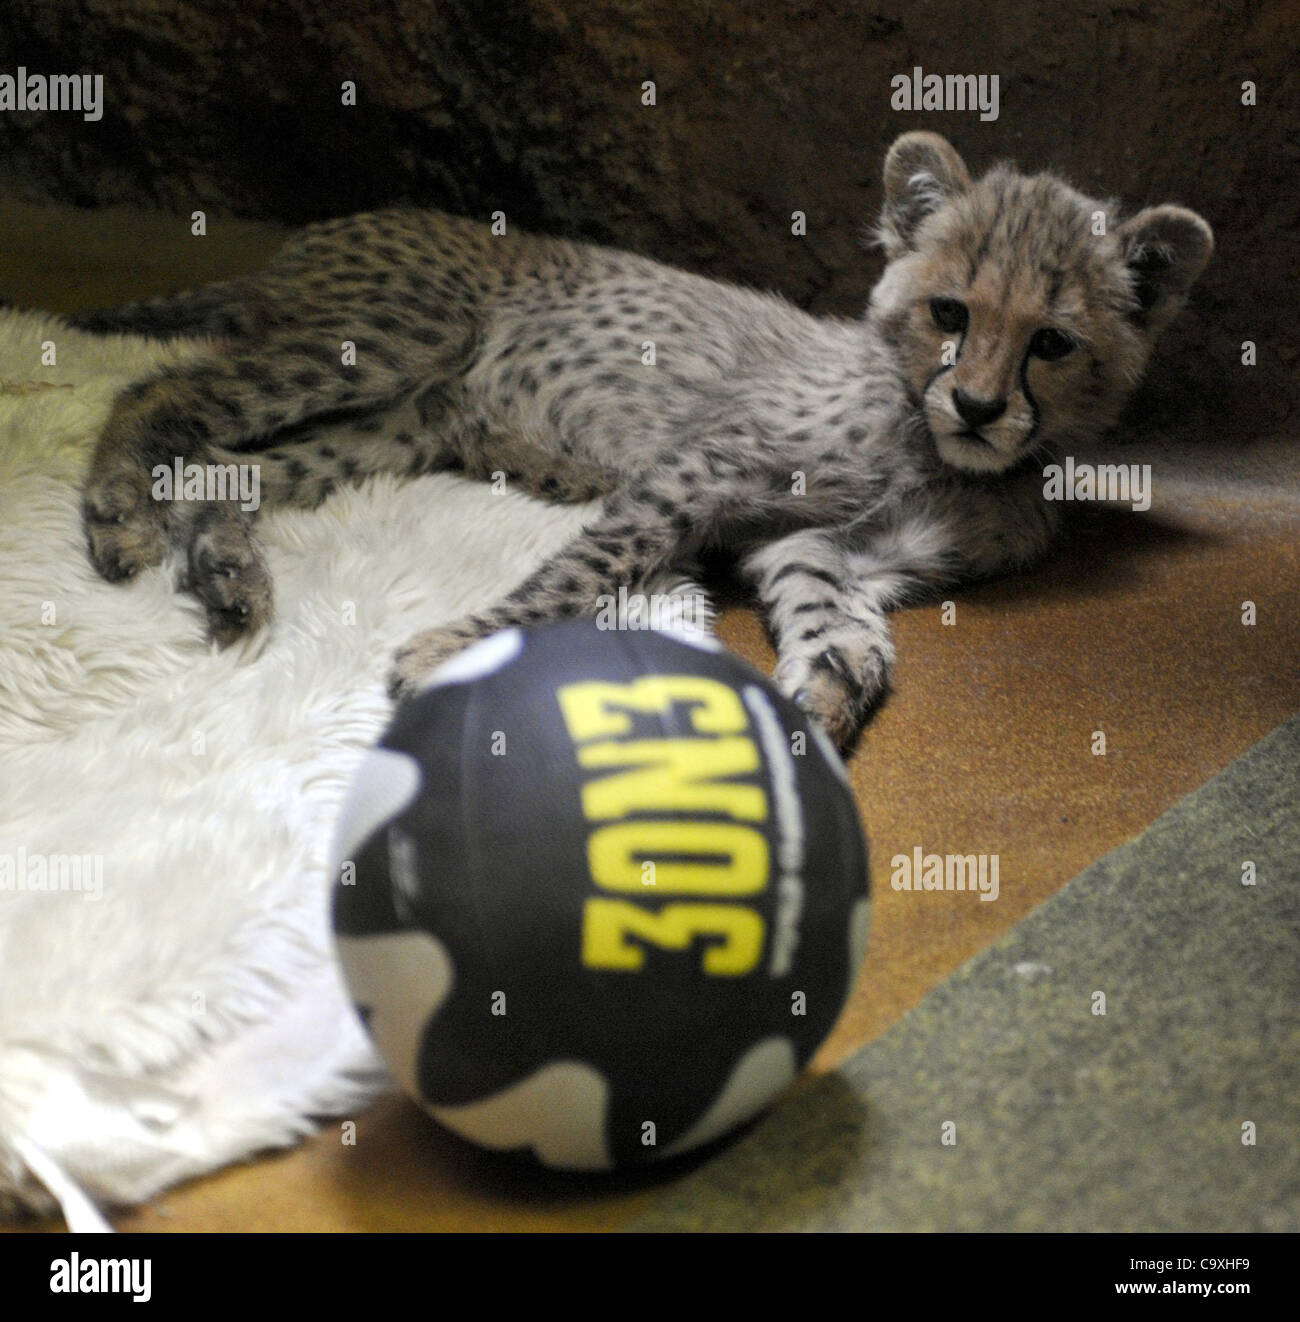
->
0, 310, 600, 1225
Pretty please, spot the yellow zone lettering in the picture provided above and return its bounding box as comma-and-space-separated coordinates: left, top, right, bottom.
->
557, 674, 749, 742
576, 735, 766, 822
589, 819, 768, 894
558, 673, 772, 975
582, 898, 764, 976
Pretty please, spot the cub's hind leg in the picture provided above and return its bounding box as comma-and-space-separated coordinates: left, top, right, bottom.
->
171, 396, 474, 641
82, 342, 441, 639
456, 426, 619, 504
171, 500, 272, 645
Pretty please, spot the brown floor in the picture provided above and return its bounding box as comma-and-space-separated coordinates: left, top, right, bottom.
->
4, 204, 1297, 1232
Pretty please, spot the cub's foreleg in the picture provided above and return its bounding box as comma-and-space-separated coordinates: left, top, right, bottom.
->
742, 522, 955, 749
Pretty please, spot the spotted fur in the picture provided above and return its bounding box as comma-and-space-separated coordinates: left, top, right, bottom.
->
77, 133, 1212, 746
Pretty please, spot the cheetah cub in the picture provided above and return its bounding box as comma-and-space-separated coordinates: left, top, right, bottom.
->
77, 132, 1211, 748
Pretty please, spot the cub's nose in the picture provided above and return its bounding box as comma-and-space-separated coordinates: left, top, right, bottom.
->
952, 389, 1007, 429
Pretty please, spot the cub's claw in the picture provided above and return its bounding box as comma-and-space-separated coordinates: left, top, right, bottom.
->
778, 645, 885, 753
82, 476, 167, 582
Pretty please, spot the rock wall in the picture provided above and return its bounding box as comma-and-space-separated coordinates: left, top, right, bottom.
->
0, 0, 1294, 434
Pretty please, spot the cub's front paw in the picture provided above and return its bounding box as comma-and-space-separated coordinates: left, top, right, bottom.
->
387, 620, 487, 701
775, 646, 887, 752
182, 511, 273, 646
82, 472, 168, 582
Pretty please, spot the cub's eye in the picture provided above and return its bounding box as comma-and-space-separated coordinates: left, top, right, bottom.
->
929, 297, 969, 335
1029, 328, 1076, 361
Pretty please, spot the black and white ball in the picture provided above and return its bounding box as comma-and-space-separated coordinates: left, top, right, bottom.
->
331, 620, 869, 1170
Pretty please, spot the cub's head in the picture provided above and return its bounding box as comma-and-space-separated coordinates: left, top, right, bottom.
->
869, 132, 1213, 473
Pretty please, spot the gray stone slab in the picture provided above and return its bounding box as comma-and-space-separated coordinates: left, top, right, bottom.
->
631, 716, 1300, 1231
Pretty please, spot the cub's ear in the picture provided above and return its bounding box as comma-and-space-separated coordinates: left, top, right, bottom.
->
1116, 205, 1214, 336
878, 132, 971, 258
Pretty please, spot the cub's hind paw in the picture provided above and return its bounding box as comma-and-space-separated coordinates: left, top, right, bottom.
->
82, 475, 168, 582
387, 622, 486, 701
182, 511, 273, 645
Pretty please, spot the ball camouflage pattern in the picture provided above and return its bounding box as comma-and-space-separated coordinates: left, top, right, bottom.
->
331, 620, 870, 1169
